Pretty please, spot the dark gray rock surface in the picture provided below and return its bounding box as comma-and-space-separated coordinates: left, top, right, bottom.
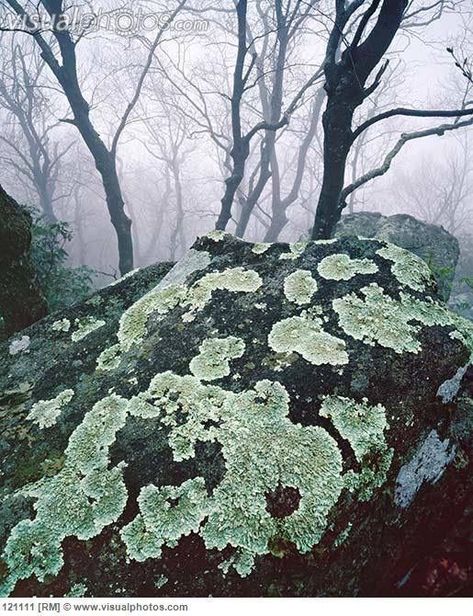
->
335, 212, 460, 301
0, 233, 472, 598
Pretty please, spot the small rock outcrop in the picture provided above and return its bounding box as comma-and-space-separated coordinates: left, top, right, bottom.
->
0, 233, 472, 598
0, 185, 48, 337
335, 212, 459, 301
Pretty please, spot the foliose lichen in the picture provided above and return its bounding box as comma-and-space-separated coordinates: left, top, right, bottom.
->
117, 257, 260, 350
333, 283, 473, 355
251, 243, 271, 255
205, 230, 230, 242
27, 389, 75, 430
268, 315, 349, 366
279, 241, 309, 261
52, 319, 71, 333
1, 395, 129, 595
317, 254, 378, 281
377, 244, 432, 292
108, 268, 141, 287
190, 337, 246, 381
185, 267, 262, 313
9, 336, 31, 356
67, 583, 88, 597
121, 478, 209, 561
283, 270, 318, 305
96, 344, 122, 372
118, 283, 187, 351
124, 374, 347, 575
334, 522, 353, 547
319, 396, 393, 500
71, 317, 106, 343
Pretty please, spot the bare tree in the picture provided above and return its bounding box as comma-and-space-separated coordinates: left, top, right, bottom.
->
311, 0, 473, 240
233, 0, 324, 240
0, 38, 74, 222
2, 0, 186, 274
390, 132, 473, 235
214, 0, 293, 231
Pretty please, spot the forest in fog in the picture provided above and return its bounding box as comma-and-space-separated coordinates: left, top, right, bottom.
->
0, 1, 472, 285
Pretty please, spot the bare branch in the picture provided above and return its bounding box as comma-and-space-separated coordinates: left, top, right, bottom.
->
352, 106, 473, 141
341, 116, 473, 206
111, 0, 187, 157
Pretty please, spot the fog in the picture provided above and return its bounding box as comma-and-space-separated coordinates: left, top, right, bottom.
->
0, 0, 472, 281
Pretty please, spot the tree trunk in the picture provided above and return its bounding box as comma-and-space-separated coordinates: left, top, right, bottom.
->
216, 147, 248, 231
264, 201, 288, 242
36, 175, 57, 224
311, 98, 354, 239
0, 184, 48, 337
8, 0, 136, 275
73, 110, 133, 275
234, 145, 272, 238
310, 0, 408, 240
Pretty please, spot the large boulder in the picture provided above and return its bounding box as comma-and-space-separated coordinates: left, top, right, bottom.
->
0, 185, 48, 337
335, 212, 459, 301
1, 233, 472, 598
449, 233, 473, 321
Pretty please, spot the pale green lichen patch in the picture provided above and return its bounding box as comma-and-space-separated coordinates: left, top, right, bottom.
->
190, 337, 245, 381
1, 395, 129, 593
318, 254, 378, 281
27, 389, 75, 429
108, 268, 141, 287
52, 319, 71, 333
117, 259, 259, 349
219, 549, 256, 577
121, 478, 209, 562
251, 243, 271, 255
334, 523, 353, 547
314, 238, 337, 245
333, 284, 423, 353
186, 268, 263, 313
320, 397, 389, 461
123, 374, 346, 575
71, 317, 106, 342
97, 344, 122, 372
268, 316, 349, 366
377, 244, 432, 292
117, 249, 211, 351
284, 270, 318, 305
320, 396, 393, 500
67, 583, 88, 597
279, 241, 309, 261
118, 284, 187, 351
334, 283, 471, 355
204, 230, 229, 242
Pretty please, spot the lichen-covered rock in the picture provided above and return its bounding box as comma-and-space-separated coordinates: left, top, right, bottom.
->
1, 234, 472, 597
335, 212, 460, 301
